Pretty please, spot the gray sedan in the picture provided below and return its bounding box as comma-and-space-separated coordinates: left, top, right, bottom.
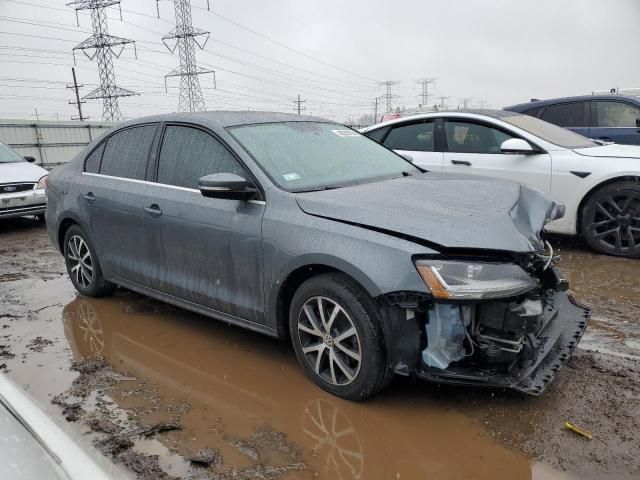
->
46, 111, 590, 400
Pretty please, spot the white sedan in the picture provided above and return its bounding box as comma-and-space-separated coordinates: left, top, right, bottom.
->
361, 110, 640, 258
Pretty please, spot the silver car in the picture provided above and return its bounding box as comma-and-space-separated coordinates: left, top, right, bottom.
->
0, 374, 119, 480
0, 142, 48, 221
45, 111, 590, 400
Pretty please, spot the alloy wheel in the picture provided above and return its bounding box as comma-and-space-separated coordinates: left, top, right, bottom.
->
297, 296, 362, 386
67, 234, 94, 289
586, 191, 640, 255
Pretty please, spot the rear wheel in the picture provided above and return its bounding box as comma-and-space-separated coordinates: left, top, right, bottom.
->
289, 273, 390, 401
581, 181, 640, 258
63, 225, 115, 297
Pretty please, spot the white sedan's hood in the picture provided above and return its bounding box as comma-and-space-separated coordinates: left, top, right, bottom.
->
573, 143, 640, 159
0, 161, 48, 183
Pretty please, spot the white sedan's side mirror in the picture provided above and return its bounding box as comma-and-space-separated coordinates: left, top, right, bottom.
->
500, 138, 535, 154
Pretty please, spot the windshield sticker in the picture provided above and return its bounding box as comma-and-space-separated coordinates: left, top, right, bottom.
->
282, 172, 301, 181
331, 129, 359, 137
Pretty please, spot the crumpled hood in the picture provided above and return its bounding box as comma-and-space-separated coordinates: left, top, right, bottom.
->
0, 161, 48, 184
296, 173, 563, 253
573, 143, 640, 159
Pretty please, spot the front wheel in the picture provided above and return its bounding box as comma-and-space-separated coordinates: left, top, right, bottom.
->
289, 273, 390, 401
581, 181, 640, 258
63, 225, 115, 297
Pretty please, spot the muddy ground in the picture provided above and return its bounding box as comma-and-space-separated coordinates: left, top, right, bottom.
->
1, 217, 639, 480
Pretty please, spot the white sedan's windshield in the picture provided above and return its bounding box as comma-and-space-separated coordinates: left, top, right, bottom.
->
229, 121, 419, 191
501, 113, 598, 149
0, 142, 25, 163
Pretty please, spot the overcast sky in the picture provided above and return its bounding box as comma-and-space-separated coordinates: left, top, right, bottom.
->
0, 0, 638, 122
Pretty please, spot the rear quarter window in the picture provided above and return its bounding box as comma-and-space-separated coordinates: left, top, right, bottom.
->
364, 127, 389, 143
99, 125, 156, 180
84, 142, 105, 173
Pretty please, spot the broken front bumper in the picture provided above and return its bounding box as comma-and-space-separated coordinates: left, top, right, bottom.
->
415, 292, 590, 395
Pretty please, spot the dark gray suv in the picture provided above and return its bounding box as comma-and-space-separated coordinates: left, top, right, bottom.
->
46, 111, 589, 400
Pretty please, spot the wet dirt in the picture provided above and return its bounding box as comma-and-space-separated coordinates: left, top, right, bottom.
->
1, 217, 639, 480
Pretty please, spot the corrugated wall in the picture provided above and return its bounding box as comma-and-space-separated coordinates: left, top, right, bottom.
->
0, 119, 115, 168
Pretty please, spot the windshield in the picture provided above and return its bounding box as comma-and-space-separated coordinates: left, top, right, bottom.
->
500, 113, 598, 149
228, 121, 419, 192
0, 142, 25, 163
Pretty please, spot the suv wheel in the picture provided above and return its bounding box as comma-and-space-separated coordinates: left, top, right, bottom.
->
63, 225, 115, 297
581, 181, 640, 258
289, 273, 390, 401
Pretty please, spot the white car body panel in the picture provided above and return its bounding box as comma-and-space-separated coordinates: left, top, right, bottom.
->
0, 152, 48, 219
362, 112, 640, 236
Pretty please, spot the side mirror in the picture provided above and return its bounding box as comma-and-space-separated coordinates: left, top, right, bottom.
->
24, 156, 36, 163
400, 153, 414, 163
636, 118, 640, 128
198, 173, 257, 201
500, 138, 535, 154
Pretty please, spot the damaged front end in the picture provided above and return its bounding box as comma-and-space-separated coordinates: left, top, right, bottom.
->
382, 253, 590, 395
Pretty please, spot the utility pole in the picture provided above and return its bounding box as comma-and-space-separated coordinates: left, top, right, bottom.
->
160, 0, 215, 112
414, 78, 436, 107
378, 80, 400, 113
69, 1, 138, 122
67, 67, 86, 121
373, 96, 379, 123
293, 94, 306, 115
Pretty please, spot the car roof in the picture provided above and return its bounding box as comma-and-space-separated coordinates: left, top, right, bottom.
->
116, 110, 332, 132
362, 109, 524, 131
504, 95, 640, 111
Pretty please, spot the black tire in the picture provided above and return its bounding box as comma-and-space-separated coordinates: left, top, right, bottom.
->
36, 213, 45, 223
63, 224, 115, 297
581, 181, 640, 258
289, 272, 390, 401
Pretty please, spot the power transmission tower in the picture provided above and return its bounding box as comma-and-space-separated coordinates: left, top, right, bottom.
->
414, 78, 436, 107
459, 97, 473, 109
67, 67, 86, 121
477, 100, 488, 109
378, 81, 400, 113
69, 0, 138, 122
160, 0, 216, 112
436, 96, 451, 109
293, 94, 306, 115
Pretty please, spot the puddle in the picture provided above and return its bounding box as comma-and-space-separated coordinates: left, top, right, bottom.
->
61, 293, 534, 479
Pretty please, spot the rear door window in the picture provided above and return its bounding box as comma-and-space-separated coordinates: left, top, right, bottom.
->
595, 101, 640, 127
383, 122, 435, 151
157, 125, 247, 189
539, 102, 587, 127
444, 121, 514, 154
99, 125, 156, 180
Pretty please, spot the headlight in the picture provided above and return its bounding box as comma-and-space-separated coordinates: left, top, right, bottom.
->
415, 259, 537, 300
37, 175, 48, 190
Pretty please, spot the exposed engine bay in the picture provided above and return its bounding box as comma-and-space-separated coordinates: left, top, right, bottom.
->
382, 250, 590, 395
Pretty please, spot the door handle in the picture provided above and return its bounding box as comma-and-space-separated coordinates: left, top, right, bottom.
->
143, 204, 162, 217
83, 192, 95, 204
451, 160, 472, 166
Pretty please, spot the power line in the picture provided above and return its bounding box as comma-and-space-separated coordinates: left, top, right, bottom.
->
192, 5, 379, 83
